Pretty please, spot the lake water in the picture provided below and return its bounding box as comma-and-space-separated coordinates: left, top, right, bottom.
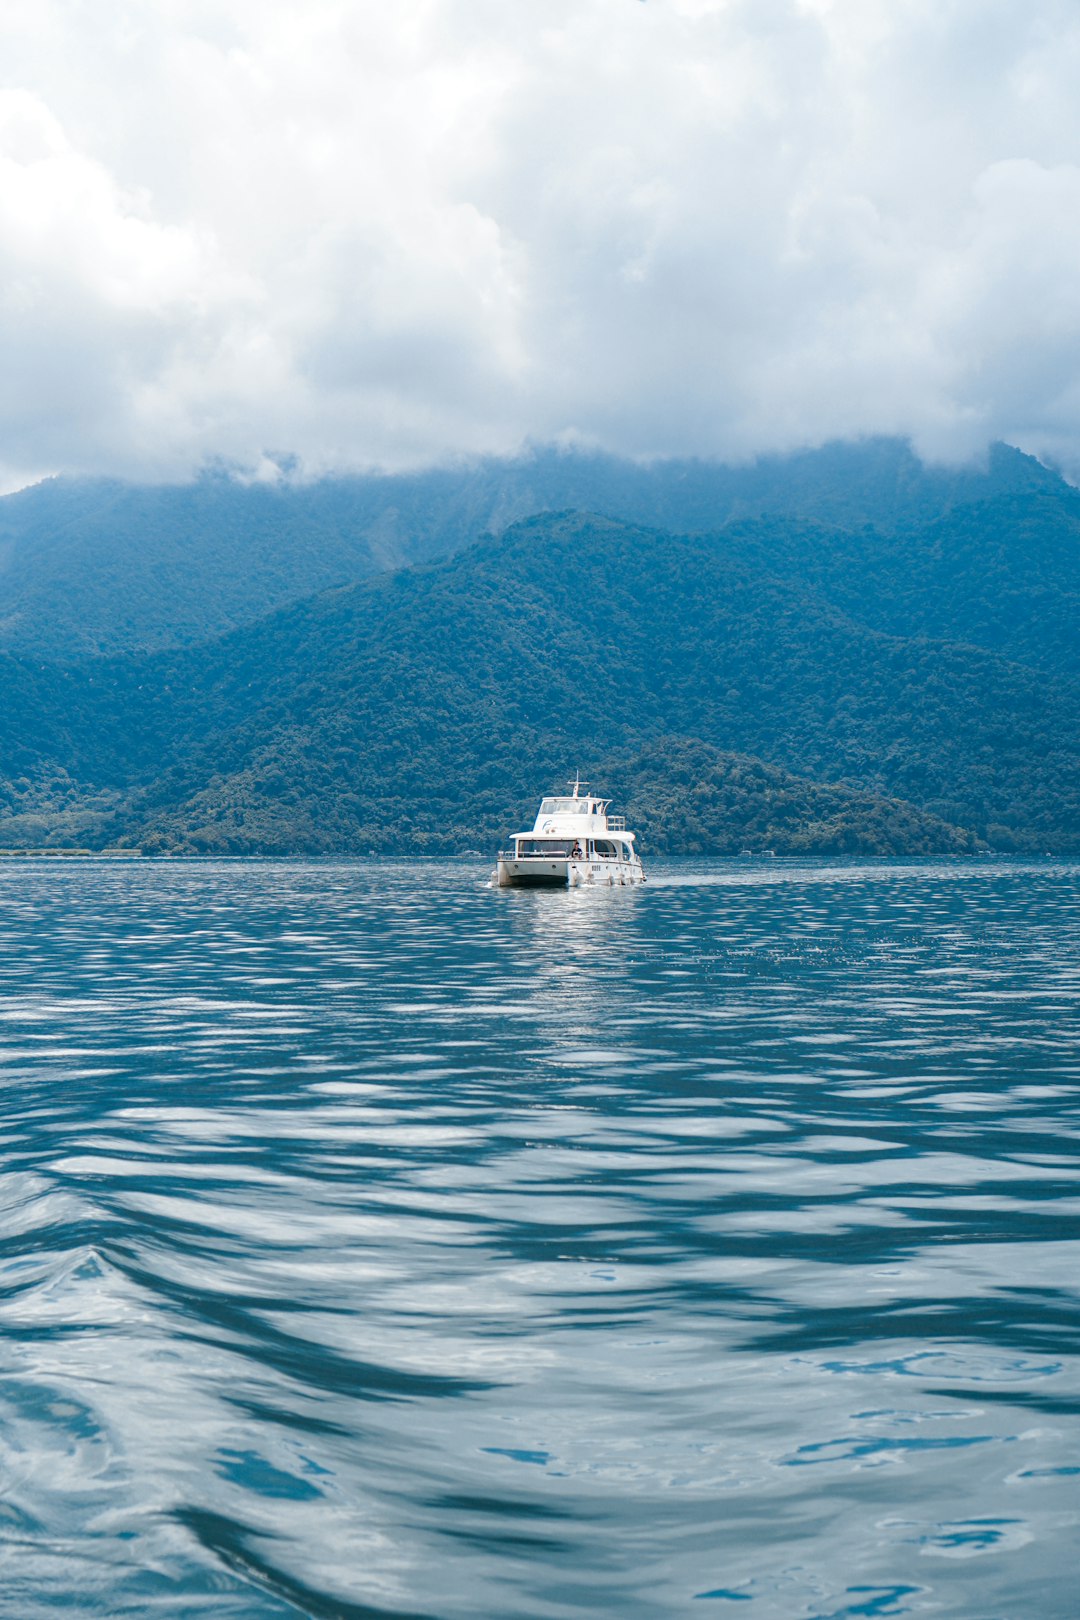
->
0, 857, 1077, 1618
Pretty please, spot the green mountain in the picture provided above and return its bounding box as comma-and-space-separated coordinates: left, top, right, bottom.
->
0, 508, 1075, 856
0, 439, 1068, 660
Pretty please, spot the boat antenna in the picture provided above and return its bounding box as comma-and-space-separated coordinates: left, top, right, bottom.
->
569, 770, 588, 798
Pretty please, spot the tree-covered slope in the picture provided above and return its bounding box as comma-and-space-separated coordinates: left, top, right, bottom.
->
0, 510, 1073, 854
602, 738, 981, 857
0, 472, 475, 659
726, 490, 1080, 676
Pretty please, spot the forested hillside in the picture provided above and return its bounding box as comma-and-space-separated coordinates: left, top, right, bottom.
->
0, 506, 1075, 856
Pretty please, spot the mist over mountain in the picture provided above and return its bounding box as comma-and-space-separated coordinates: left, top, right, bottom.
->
0, 473, 1076, 857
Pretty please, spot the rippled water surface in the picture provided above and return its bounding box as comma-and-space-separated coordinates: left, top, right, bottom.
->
1, 857, 1078, 1618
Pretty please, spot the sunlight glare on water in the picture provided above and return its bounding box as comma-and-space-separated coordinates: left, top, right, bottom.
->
0, 857, 1077, 1618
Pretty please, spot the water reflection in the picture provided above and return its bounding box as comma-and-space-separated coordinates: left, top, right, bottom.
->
501, 879, 647, 1040
0, 857, 1077, 1617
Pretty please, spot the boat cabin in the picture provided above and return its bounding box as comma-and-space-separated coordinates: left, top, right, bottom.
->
516, 785, 632, 861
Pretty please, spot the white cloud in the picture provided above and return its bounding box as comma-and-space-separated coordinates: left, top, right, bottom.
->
2, 0, 1080, 484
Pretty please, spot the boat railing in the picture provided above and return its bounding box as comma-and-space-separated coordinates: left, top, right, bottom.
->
608, 816, 626, 830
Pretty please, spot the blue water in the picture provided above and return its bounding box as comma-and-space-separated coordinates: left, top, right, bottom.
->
0, 857, 1077, 1618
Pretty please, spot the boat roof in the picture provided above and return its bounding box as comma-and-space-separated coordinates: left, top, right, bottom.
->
510, 776, 636, 838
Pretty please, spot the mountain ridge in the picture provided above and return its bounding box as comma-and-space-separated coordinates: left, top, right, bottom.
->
0, 437, 1070, 661
0, 505, 1075, 856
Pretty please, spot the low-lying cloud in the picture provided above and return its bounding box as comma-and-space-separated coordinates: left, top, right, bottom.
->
2, 0, 1080, 487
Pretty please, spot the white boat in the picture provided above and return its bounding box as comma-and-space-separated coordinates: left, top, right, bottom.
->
494, 777, 646, 888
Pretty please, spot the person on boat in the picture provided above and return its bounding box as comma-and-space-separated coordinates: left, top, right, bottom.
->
572, 841, 583, 859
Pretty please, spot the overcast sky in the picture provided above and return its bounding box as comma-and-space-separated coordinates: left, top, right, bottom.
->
2, 0, 1080, 488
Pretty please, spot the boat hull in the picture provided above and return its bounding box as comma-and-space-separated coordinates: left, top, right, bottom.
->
497, 857, 570, 887
496, 857, 645, 889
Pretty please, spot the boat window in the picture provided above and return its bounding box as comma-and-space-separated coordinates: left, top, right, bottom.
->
539, 796, 594, 816
519, 839, 573, 857
594, 839, 616, 858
